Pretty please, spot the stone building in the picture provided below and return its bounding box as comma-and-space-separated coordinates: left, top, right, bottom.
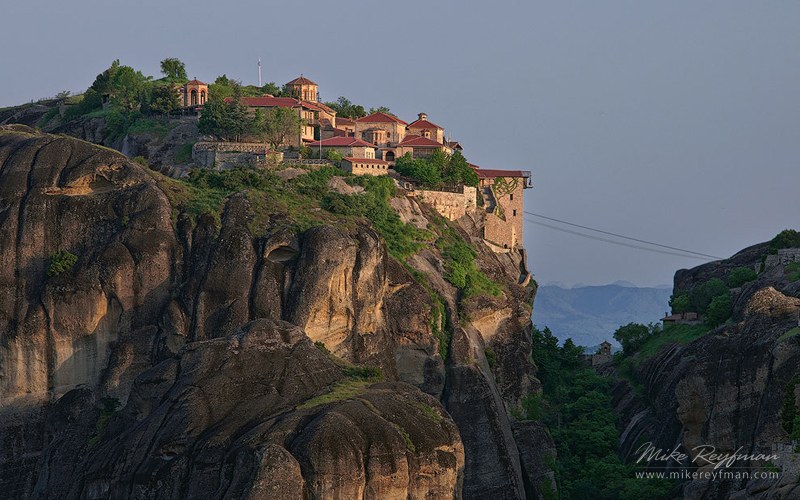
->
240, 81, 336, 148
308, 136, 377, 159
181, 79, 208, 107
354, 112, 409, 163
407, 113, 444, 143
395, 134, 451, 159
474, 166, 532, 250
285, 75, 319, 102
341, 157, 390, 176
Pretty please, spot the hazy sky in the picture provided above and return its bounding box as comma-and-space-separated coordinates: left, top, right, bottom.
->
2, 1, 798, 287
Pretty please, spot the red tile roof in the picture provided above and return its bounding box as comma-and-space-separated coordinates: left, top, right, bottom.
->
287, 76, 317, 85
343, 157, 390, 165
302, 100, 335, 114
185, 79, 207, 86
407, 118, 443, 130
397, 134, 444, 148
309, 137, 375, 147
336, 117, 356, 126
356, 112, 408, 125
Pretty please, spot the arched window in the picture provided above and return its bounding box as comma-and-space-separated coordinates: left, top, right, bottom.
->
200, 91, 206, 104
191, 90, 198, 106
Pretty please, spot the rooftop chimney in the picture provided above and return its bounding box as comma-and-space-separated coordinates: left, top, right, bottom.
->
418, 112, 427, 121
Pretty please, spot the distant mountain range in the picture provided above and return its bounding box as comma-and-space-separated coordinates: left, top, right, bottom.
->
532, 284, 672, 347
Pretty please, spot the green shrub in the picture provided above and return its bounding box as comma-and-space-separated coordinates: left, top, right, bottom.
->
62, 89, 103, 121
174, 143, 194, 164
727, 266, 757, 287
38, 107, 60, 128
613, 322, 660, 357
48, 250, 78, 277
770, 229, 800, 254
668, 293, 690, 314
432, 218, 500, 298
342, 365, 382, 380
786, 262, 800, 282
689, 278, 728, 314
131, 156, 149, 167
325, 149, 344, 162
706, 293, 732, 327
521, 393, 543, 420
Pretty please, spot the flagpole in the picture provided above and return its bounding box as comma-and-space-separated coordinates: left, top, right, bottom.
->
258, 59, 262, 87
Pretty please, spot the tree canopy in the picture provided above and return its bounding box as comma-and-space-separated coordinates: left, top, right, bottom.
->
394, 150, 478, 187
252, 107, 303, 150
613, 322, 661, 356
160, 58, 188, 82
149, 82, 181, 115
324, 96, 366, 119
198, 93, 250, 142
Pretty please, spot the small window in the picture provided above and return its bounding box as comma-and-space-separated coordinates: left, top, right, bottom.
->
513, 209, 517, 217
509, 193, 513, 201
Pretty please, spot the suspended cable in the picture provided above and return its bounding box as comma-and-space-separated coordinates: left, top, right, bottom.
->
526, 219, 716, 260
524, 211, 724, 260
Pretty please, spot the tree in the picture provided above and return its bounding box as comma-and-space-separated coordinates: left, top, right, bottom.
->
613, 322, 659, 356
109, 65, 151, 112
689, 278, 728, 314
770, 229, 800, 253
160, 58, 187, 81
198, 94, 251, 142
706, 293, 732, 327
395, 153, 442, 186
324, 96, 367, 119
727, 266, 757, 288
149, 82, 181, 115
442, 150, 478, 186
90, 60, 121, 94
669, 293, 690, 314
395, 150, 478, 187
325, 149, 344, 162
262, 82, 282, 96
368, 106, 393, 115
208, 75, 240, 101
252, 107, 303, 150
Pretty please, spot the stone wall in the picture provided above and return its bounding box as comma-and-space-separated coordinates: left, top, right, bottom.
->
764, 248, 800, 270
353, 121, 406, 146
192, 142, 282, 169
481, 177, 525, 249
413, 186, 477, 221
343, 160, 390, 176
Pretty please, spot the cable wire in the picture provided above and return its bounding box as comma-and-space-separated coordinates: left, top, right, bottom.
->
526, 219, 717, 261
524, 211, 724, 260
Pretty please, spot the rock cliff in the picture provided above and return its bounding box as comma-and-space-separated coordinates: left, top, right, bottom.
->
615, 241, 800, 499
0, 127, 546, 499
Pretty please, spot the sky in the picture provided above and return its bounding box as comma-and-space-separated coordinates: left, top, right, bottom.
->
2, 1, 798, 288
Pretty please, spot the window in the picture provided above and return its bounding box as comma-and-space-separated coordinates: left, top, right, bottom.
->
509, 193, 513, 201
513, 209, 517, 217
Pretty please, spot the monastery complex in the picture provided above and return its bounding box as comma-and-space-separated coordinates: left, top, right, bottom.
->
189, 75, 532, 252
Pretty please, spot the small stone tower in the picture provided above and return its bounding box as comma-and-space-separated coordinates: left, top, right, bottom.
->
182, 79, 208, 107
286, 75, 318, 102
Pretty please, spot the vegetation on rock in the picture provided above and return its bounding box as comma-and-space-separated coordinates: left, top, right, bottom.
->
770, 229, 800, 254
529, 326, 674, 499
395, 149, 478, 187
47, 250, 78, 277
727, 266, 758, 287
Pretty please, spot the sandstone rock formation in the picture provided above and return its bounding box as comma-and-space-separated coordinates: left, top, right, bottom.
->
615, 245, 800, 499
0, 127, 545, 499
